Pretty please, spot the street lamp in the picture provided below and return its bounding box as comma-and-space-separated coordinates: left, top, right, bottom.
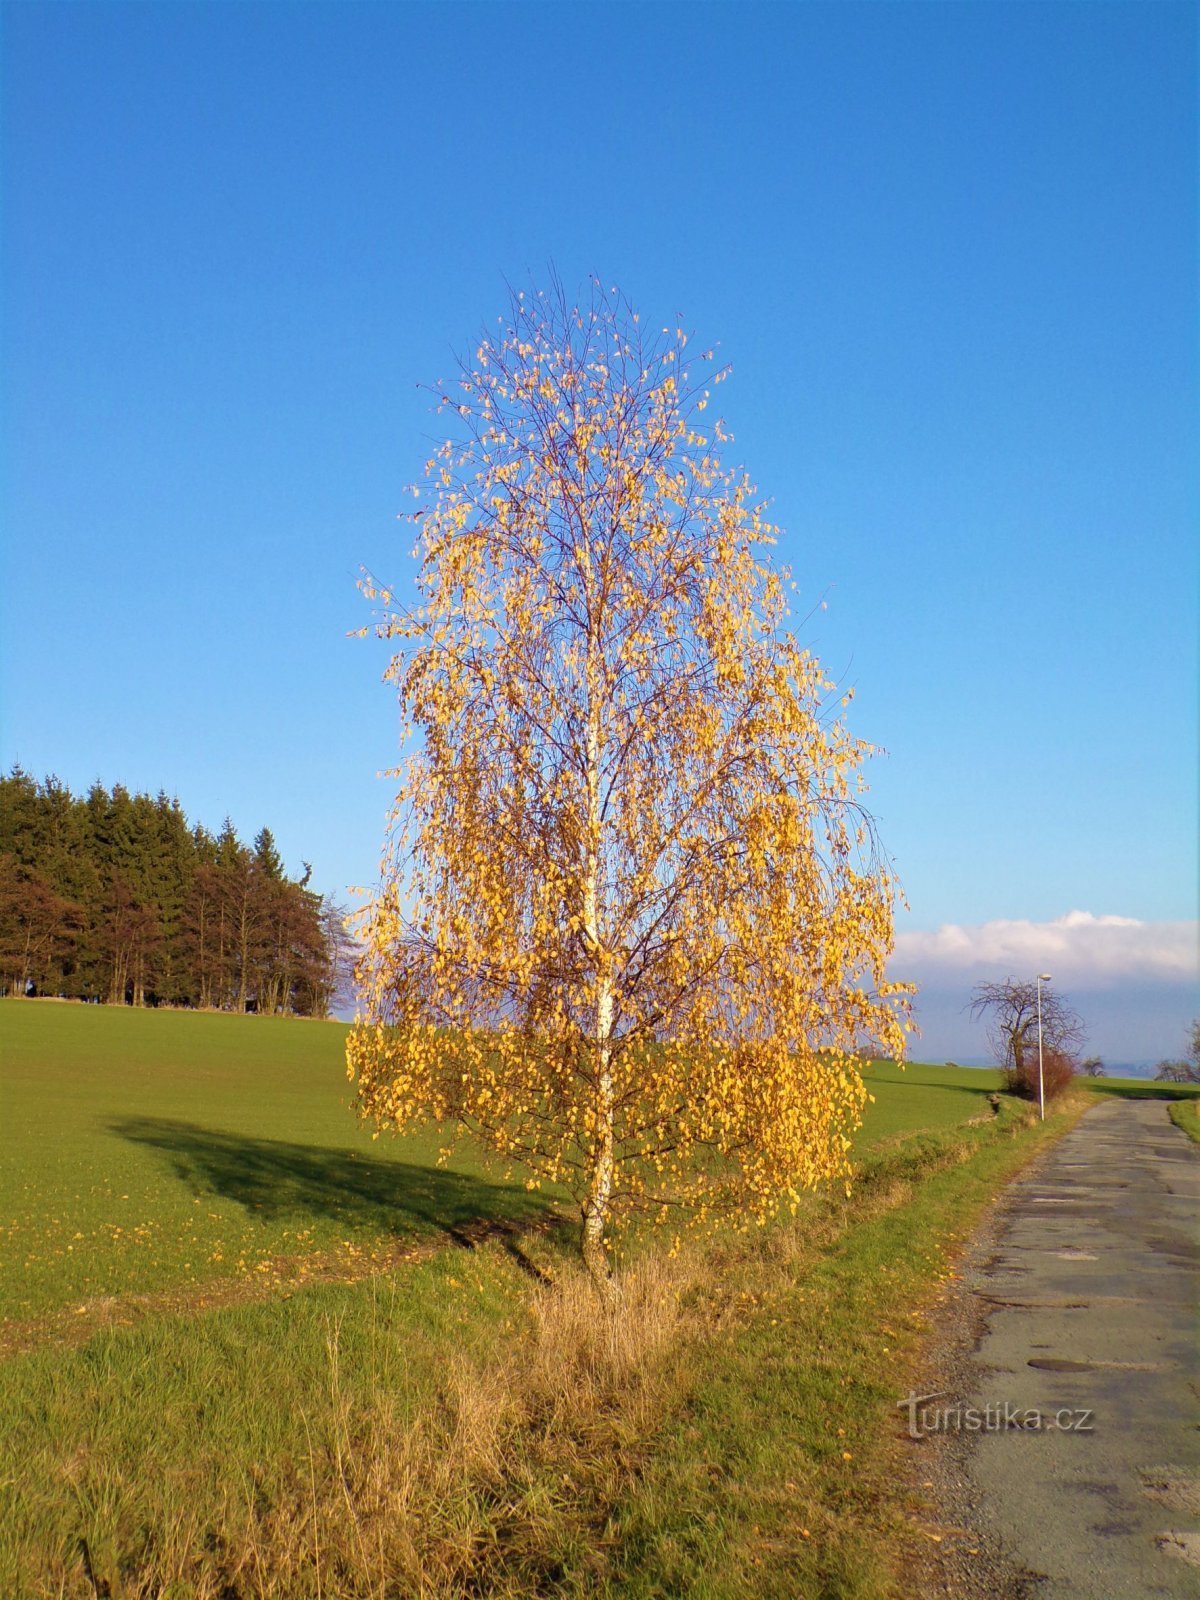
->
1036, 973, 1052, 1121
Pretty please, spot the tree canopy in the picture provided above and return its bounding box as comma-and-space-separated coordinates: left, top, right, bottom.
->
349, 279, 910, 1286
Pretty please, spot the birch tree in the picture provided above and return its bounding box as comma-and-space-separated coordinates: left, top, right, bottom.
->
349, 279, 910, 1292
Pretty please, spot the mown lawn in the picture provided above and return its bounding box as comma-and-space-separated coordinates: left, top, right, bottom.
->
1, 1000, 1083, 1599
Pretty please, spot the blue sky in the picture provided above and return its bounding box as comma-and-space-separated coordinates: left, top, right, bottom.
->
2, 1, 1195, 1060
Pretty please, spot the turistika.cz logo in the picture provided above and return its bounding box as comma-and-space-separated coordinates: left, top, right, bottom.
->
898, 1390, 1095, 1440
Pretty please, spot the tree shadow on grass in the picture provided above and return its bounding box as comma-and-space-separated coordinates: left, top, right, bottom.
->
108, 1118, 566, 1263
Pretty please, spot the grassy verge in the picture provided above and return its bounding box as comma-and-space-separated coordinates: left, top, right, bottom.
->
1, 1070, 1085, 1599
1167, 1097, 1200, 1144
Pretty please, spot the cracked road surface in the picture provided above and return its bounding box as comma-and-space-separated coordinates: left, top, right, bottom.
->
926, 1098, 1199, 1598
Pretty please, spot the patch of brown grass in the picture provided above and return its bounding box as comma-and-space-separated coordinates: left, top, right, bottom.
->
0, 1241, 433, 1363
155, 1251, 702, 1600
18, 1121, 1037, 1600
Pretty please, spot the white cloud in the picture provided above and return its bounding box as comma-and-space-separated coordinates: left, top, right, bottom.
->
893, 911, 1199, 988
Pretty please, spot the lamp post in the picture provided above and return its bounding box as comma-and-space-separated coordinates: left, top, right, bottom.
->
1036, 973, 1052, 1121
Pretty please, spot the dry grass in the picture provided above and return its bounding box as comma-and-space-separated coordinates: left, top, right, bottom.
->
10, 1098, 1054, 1600
109, 1253, 702, 1600
216, 1143, 1002, 1600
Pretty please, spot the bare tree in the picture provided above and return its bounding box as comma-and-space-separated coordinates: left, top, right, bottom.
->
1154, 1019, 1200, 1084
970, 977, 1085, 1084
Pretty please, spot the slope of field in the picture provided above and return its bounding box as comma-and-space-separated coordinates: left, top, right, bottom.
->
0, 1002, 1000, 1323
858, 1057, 1002, 1143
2, 1000, 1072, 1600
0, 1001, 549, 1320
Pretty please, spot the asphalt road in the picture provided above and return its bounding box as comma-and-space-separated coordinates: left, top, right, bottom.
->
920, 1098, 1199, 1599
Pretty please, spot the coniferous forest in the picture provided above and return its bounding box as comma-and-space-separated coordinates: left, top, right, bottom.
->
0, 769, 352, 1015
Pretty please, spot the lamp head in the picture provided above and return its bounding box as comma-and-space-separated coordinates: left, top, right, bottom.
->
1038, 973, 1051, 982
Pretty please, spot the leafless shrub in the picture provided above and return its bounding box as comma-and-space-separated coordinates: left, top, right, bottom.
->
1002, 1045, 1077, 1103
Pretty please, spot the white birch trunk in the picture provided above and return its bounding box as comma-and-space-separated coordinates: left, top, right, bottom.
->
580, 593, 616, 1299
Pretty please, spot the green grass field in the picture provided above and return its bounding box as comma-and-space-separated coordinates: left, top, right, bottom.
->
1167, 1095, 1200, 1143
0, 1000, 1102, 1599
0, 1003, 1001, 1325
0, 1001, 550, 1322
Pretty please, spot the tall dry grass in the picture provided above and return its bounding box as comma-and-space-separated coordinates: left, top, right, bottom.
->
24, 1116, 1036, 1599
156, 1251, 702, 1600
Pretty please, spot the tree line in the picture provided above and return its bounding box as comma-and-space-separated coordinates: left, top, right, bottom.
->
0, 768, 352, 1016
